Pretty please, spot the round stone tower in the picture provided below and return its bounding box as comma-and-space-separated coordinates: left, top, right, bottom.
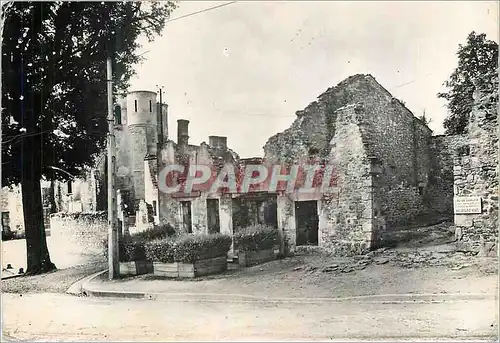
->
126, 90, 158, 201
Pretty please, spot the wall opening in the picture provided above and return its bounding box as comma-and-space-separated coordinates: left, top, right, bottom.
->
114, 105, 122, 125
232, 195, 278, 231
207, 199, 220, 234
180, 201, 192, 233
152, 200, 157, 216
134, 100, 138, 112
67, 181, 73, 195
295, 201, 319, 246
149, 100, 152, 113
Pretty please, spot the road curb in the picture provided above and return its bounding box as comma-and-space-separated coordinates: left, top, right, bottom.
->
1, 273, 24, 281
79, 271, 498, 304
66, 269, 108, 295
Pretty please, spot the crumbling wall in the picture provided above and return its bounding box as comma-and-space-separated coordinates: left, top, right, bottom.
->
157, 138, 239, 234
129, 125, 148, 201
454, 83, 498, 255
427, 134, 468, 217
264, 75, 434, 231
320, 104, 374, 255
264, 75, 381, 163
350, 77, 433, 228
277, 194, 295, 255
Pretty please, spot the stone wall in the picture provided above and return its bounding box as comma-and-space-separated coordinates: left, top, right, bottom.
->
264, 74, 438, 253
427, 135, 468, 217
320, 104, 373, 255
157, 138, 239, 236
454, 84, 498, 255
264, 74, 378, 163
0, 185, 24, 232
49, 211, 107, 253
144, 159, 159, 224
264, 74, 435, 234
129, 125, 148, 201
350, 77, 433, 228
276, 194, 295, 255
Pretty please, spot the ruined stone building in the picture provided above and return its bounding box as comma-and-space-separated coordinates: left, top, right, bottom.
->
259, 74, 497, 255
3, 73, 496, 257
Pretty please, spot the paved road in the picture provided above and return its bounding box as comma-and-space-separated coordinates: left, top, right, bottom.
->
2, 293, 497, 341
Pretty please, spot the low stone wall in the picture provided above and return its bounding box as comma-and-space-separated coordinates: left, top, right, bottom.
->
49, 211, 107, 253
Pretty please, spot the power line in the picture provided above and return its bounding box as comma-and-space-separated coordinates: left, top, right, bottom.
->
166, 1, 237, 24
388, 72, 433, 91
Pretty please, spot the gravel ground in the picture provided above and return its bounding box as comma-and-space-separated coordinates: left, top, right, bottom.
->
3, 293, 498, 341
2, 258, 106, 294
87, 244, 498, 300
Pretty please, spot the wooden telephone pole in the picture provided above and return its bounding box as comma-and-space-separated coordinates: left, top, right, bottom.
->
107, 57, 119, 279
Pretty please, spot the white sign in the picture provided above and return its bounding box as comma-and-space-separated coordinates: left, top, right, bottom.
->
454, 196, 482, 214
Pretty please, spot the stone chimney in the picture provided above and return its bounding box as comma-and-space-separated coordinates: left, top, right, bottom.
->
209, 136, 227, 150
177, 119, 189, 148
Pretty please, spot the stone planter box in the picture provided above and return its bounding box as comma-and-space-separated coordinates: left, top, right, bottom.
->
177, 256, 228, 278
238, 249, 276, 267
119, 261, 153, 276
152, 262, 179, 278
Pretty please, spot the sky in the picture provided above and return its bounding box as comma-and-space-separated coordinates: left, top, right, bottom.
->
129, 1, 499, 158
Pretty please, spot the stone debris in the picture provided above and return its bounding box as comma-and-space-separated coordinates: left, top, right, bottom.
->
302, 244, 494, 276
374, 258, 389, 265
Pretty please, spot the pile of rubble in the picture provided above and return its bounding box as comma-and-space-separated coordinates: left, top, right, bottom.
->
293, 246, 496, 276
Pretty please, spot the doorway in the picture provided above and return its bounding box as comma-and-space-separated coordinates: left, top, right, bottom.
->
295, 201, 319, 246
180, 201, 192, 233
207, 199, 220, 234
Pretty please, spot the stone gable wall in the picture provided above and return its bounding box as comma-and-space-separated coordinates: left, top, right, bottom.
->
264, 75, 436, 231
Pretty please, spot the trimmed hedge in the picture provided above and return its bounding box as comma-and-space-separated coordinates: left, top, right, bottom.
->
233, 224, 278, 252
122, 240, 147, 262
143, 233, 232, 264
133, 224, 175, 241
102, 224, 176, 262
144, 239, 175, 263
173, 233, 232, 263
102, 238, 147, 262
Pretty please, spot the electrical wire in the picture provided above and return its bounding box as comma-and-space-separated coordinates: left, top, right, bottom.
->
166, 1, 237, 24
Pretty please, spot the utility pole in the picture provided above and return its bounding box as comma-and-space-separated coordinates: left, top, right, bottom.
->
156, 85, 164, 224
156, 85, 165, 149
107, 57, 119, 279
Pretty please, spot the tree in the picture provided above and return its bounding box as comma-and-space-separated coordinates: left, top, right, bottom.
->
1, 1, 176, 274
438, 31, 498, 135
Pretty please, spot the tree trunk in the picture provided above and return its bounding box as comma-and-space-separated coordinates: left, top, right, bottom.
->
21, 136, 56, 275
